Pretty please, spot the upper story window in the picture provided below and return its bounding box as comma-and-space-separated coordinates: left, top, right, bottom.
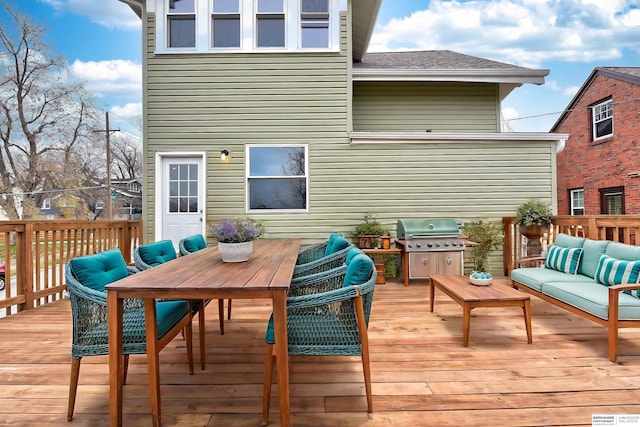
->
168, 0, 196, 48
247, 145, 308, 211
301, 0, 329, 48
155, 0, 343, 53
569, 188, 584, 215
212, 0, 241, 48
592, 98, 613, 141
256, 0, 285, 48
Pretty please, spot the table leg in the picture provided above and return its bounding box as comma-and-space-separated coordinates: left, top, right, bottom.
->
403, 251, 409, 287
144, 299, 161, 427
523, 299, 533, 344
462, 304, 471, 347
429, 282, 435, 312
107, 291, 123, 427
272, 290, 290, 427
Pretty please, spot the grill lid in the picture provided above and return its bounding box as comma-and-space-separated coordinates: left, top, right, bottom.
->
397, 219, 460, 239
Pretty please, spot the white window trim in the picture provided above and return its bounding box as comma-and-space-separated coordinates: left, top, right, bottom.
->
570, 188, 584, 216
592, 99, 613, 141
165, 0, 198, 50
153, 0, 345, 54
298, 0, 330, 49
245, 144, 309, 213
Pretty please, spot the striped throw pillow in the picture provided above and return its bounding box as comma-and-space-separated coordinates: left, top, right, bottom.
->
594, 256, 640, 297
544, 246, 583, 274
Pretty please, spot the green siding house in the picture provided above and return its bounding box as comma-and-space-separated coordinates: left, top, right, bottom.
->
120, 0, 567, 248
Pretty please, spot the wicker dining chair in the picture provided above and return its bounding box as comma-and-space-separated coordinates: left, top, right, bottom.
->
134, 239, 209, 369
65, 249, 194, 421
179, 234, 230, 334
293, 235, 354, 278
295, 232, 344, 265
261, 252, 377, 425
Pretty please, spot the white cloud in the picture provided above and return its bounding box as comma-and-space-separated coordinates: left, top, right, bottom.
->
70, 59, 141, 100
370, 0, 637, 68
111, 102, 142, 119
41, 0, 140, 30
563, 85, 581, 97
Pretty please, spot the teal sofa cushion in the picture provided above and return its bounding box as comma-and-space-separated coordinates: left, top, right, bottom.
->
542, 281, 640, 321
605, 242, 640, 261
545, 246, 582, 274
578, 239, 610, 278
343, 253, 374, 287
553, 233, 585, 249
594, 255, 640, 288
138, 240, 177, 266
69, 249, 129, 292
511, 267, 590, 292
182, 234, 206, 253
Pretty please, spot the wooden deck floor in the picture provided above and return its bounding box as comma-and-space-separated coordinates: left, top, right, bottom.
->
1, 278, 640, 426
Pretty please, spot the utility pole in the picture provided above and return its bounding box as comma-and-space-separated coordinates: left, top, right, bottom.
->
94, 112, 120, 220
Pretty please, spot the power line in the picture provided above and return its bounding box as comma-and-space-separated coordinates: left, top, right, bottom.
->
0, 185, 107, 198
507, 97, 640, 123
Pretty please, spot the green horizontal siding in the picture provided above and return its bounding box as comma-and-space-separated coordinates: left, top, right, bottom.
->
353, 81, 499, 132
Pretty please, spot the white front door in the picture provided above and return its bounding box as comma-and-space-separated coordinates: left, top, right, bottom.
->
159, 155, 205, 249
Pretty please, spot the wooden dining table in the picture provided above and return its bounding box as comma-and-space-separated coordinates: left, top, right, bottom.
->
106, 238, 301, 427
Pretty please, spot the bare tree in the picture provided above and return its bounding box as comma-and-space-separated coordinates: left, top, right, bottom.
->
0, 6, 100, 218
110, 132, 142, 180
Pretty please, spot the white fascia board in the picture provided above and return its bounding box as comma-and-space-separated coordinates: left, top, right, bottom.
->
350, 132, 569, 151
352, 69, 549, 85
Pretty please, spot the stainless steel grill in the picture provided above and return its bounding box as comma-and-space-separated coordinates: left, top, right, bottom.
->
397, 219, 465, 280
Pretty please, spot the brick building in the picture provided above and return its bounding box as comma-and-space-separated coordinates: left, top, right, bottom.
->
552, 67, 640, 215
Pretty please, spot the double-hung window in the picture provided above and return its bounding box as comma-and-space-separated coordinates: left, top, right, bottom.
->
300, 0, 329, 48
247, 145, 308, 211
168, 0, 196, 48
212, 0, 241, 48
592, 98, 613, 141
256, 0, 285, 48
569, 188, 584, 215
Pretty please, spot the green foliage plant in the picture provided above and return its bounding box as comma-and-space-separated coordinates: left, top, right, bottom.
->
462, 220, 503, 273
516, 200, 553, 226
350, 214, 389, 238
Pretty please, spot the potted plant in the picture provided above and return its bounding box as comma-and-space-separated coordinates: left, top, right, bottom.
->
350, 214, 390, 249
461, 220, 503, 278
516, 200, 552, 256
209, 218, 264, 262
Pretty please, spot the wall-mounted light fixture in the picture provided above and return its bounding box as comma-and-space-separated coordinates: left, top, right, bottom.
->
220, 149, 229, 160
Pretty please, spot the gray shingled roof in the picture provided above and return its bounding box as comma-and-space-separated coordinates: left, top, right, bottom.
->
600, 67, 640, 80
354, 50, 531, 71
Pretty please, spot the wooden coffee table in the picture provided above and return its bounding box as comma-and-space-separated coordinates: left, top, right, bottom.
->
430, 274, 533, 347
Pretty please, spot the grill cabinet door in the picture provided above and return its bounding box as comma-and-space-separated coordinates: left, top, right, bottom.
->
408, 252, 438, 278
438, 252, 463, 276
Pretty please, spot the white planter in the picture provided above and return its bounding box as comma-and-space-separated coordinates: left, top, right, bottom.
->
218, 241, 253, 262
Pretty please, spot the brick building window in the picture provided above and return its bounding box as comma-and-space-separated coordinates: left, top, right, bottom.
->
570, 188, 584, 215
592, 98, 613, 141
600, 186, 624, 214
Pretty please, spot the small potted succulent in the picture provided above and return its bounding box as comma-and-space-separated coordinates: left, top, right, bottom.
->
516, 200, 552, 256
209, 218, 264, 262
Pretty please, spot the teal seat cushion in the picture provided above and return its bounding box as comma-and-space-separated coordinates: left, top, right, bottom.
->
323, 233, 343, 256
511, 267, 590, 292
345, 248, 363, 265
156, 300, 191, 338
578, 239, 611, 278
542, 281, 640, 321
605, 242, 640, 261
343, 253, 373, 287
69, 249, 129, 292
182, 235, 206, 253
553, 233, 585, 249
138, 240, 177, 266
326, 236, 350, 256
544, 246, 582, 274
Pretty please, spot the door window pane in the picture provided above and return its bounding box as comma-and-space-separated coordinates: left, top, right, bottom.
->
168, 163, 199, 213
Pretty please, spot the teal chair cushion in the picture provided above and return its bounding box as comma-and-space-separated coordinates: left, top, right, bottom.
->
69, 249, 129, 292
183, 235, 206, 253
578, 239, 611, 278
156, 300, 191, 338
324, 233, 343, 256
343, 253, 374, 287
326, 236, 350, 256
138, 240, 177, 266
553, 233, 585, 249
345, 248, 363, 265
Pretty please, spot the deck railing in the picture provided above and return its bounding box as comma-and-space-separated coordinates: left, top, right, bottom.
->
0, 220, 143, 317
503, 215, 640, 276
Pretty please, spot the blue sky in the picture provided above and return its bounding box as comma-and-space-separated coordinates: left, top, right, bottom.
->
6, 0, 640, 134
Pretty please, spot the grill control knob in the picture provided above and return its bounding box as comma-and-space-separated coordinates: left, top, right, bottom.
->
444, 242, 450, 247
416, 243, 421, 248
435, 242, 440, 247
427, 242, 433, 247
